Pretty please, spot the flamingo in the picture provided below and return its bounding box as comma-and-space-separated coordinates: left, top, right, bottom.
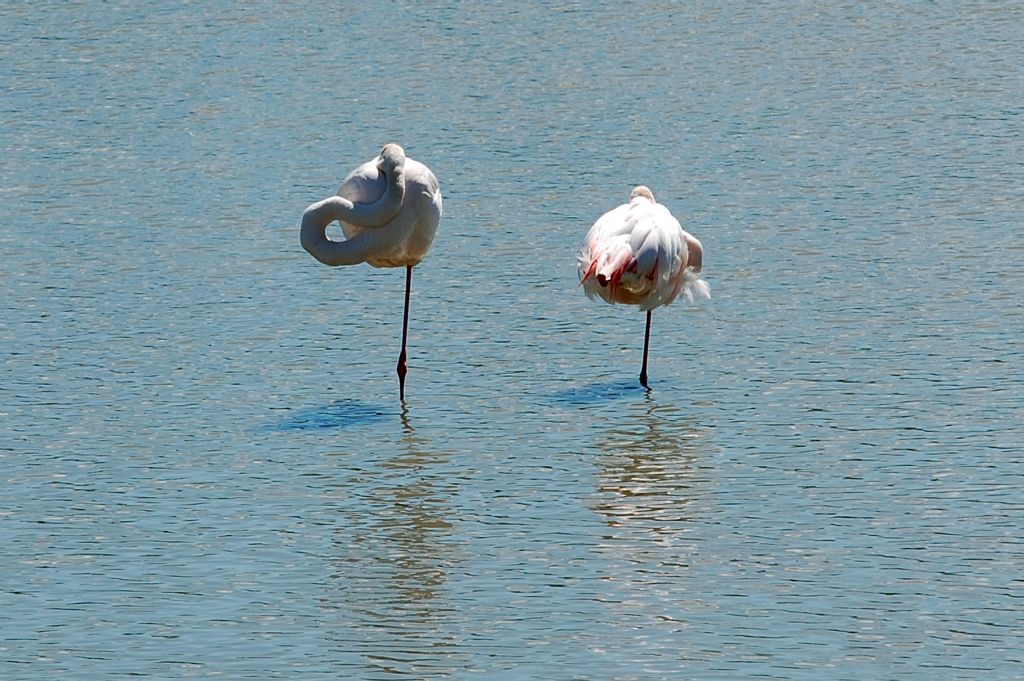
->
300, 143, 442, 400
578, 186, 709, 388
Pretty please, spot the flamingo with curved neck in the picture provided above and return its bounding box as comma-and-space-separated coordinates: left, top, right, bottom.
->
300, 143, 442, 400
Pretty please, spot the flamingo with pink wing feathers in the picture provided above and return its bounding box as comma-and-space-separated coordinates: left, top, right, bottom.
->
578, 186, 709, 387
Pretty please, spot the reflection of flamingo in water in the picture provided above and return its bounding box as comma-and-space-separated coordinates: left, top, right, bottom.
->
301, 143, 442, 400
578, 186, 710, 388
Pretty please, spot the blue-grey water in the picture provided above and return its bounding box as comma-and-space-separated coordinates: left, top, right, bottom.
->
2, 2, 1022, 679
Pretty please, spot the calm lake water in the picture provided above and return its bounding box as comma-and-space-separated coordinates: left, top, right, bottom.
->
2, 1, 1022, 679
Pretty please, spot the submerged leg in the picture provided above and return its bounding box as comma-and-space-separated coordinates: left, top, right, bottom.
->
397, 265, 412, 401
639, 309, 652, 389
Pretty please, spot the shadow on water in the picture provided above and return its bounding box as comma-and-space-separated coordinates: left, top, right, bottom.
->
550, 379, 649, 406
270, 399, 390, 431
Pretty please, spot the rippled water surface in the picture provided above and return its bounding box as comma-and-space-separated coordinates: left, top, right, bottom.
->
3, 2, 1022, 679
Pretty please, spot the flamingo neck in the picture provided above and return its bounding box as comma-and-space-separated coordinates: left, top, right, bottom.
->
300, 168, 406, 266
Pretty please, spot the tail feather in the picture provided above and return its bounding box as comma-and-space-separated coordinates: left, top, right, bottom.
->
680, 268, 711, 303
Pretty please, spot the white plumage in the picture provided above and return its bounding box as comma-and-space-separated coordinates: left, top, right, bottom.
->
301, 143, 442, 268
578, 186, 709, 310
577, 186, 709, 387
300, 143, 442, 400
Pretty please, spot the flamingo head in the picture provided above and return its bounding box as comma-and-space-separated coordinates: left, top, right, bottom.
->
377, 143, 406, 176
629, 185, 655, 203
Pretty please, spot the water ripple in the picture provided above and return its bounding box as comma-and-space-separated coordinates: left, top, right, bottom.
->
3, 1, 1022, 679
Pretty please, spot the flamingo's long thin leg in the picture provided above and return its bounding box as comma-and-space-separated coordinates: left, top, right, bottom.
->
397, 265, 412, 401
639, 309, 652, 389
